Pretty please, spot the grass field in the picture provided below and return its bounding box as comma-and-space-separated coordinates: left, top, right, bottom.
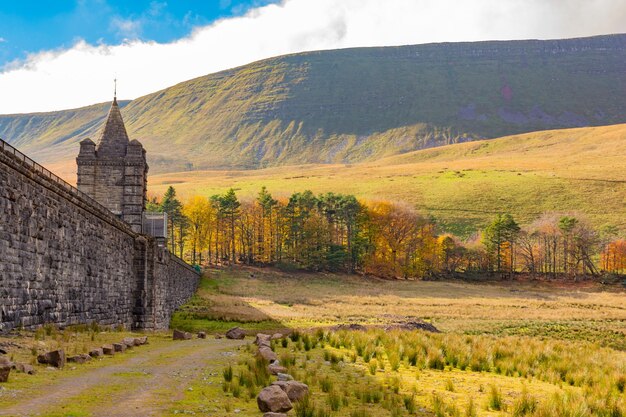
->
3, 267, 626, 416
170, 267, 626, 416
148, 124, 626, 237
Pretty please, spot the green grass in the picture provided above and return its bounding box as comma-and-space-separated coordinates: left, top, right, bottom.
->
149, 123, 626, 237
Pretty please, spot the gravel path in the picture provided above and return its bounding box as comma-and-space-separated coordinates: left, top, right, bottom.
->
1, 338, 244, 417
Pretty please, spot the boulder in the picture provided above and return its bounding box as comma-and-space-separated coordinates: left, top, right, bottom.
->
277, 373, 293, 381
384, 321, 440, 333
272, 380, 309, 402
255, 334, 272, 347
136, 336, 148, 345
259, 346, 278, 363
122, 337, 136, 348
257, 385, 293, 413
271, 333, 284, 340
198, 331, 207, 339
226, 327, 246, 340
268, 363, 288, 375
113, 343, 126, 353
173, 329, 192, 340
0, 357, 11, 382
13, 363, 36, 374
89, 348, 104, 358
102, 345, 115, 355
37, 350, 66, 368
67, 354, 91, 364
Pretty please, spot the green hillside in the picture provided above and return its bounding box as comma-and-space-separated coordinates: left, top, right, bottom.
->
149, 123, 626, 237
1, 34, 625, 173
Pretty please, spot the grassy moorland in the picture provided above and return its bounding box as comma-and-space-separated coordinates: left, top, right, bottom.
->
150, 123, 626, 237
169, 267, 626, 416
173, 267, 626, 349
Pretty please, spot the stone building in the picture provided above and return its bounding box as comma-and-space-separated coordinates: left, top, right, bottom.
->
76, 96, 148, 232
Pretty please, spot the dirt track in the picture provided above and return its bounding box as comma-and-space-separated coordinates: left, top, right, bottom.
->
1, 338, 244, 417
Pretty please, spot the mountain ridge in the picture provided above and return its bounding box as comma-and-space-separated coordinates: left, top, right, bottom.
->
1, 34, 624, 173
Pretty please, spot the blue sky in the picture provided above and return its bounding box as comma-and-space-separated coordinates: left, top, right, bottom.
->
0, 0, 624, 113
0, 0, 277, 64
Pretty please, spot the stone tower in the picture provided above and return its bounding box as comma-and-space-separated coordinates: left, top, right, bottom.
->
76, 96, 148, 232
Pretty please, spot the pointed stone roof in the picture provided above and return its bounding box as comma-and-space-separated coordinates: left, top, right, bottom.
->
96, 97, 130, 157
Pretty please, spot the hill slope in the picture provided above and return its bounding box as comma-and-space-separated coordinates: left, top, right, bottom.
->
0, 34, 625, 173
148, 123, 626, 237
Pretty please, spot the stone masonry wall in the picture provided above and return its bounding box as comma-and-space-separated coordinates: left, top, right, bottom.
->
0, 141, 198, 332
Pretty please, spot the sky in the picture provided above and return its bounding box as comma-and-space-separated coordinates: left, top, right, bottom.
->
0, 0, 625, 114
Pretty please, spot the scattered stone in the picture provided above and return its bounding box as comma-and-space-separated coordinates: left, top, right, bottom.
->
214, 334, 223, 339
257, 385, 293, 413
268, 363, 288, 375
134, 336, 148, 345
255, 334, 271, 347
0, 357, 11, 382
37, 350, 66, 368
384, 321, 440, 333
102, 345, 115, 355
0, 348, 7, 355
113, 343, 126, 353
226, 327, 246, 340
271, 333, 283, 340
15, 363, 36, 374
122, 337, 136, 348
198, 331, 207, 339
272, 380, 309, 402
333, 323, 367, 331
67, 354, 92, 364
259, 346, 278, 363
173, 329, 192, 340
277, 373, 293, 381
89, 348, 104, 358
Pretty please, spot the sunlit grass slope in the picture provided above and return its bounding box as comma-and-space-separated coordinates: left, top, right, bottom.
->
151, 124, 626, 236
1, 35, 625, 173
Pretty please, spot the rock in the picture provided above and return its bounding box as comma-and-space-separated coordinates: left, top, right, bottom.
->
264, 414, 287, 417
257, 385, 293, 413
268, 363, 288, 375
134, 336, 148, 345
272, 380, 309, 402
226, 327, 246, 340
333, 323, 367, 331
173, 329, 192, 340
113, 343, 126, 353
271, 333, 283, 340
0, 357, 11, 382
67, 354, 91, 364
102, 345, 115, 355
215, 334, 223, 339
384, 321, 440, 333
89, 348, 104, 357
122, 337, 136, 348
255, 334, 271, 347
0, 348, 7, 355
198, 331, 207, 339
259, 346, 278, 363
13, 363, 36, 374
37, 350, 66, 368
277, 373, 293, 381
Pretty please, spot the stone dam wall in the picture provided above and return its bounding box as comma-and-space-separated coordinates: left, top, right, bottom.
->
0, 139, 199, 332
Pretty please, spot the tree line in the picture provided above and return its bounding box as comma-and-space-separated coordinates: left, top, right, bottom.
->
148, 186, 626, 280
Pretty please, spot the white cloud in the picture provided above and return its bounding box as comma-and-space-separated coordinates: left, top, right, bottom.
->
1, 0, 625, 114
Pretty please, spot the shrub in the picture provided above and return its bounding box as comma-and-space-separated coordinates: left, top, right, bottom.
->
222, 365, 233, 382
487, 384, 504, 411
